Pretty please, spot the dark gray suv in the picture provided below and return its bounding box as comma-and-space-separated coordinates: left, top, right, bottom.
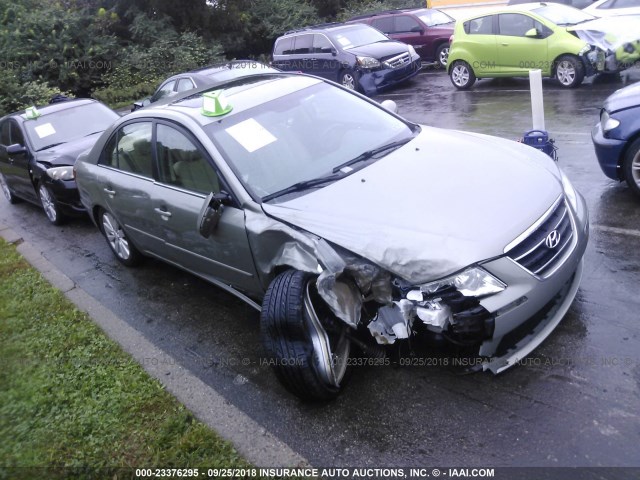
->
272, 23, 422, 95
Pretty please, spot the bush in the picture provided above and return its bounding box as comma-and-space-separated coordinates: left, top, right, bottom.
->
0, 70, 73, 116
337, 0, 425, 21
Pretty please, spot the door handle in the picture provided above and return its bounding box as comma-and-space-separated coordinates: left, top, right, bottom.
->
501, 43, 509, 46
103, 187, 116, 195
154, 207, 172, 217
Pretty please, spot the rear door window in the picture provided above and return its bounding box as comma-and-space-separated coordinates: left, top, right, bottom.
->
102, 122, 154, 178
464, 15, 494, 34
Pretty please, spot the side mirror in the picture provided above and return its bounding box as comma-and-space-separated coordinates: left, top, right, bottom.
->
411, 26, 424, 34
198, 191, 231, 238
331, 47, 338, 56
524, 28, 539, 38
131, 98, 151, 112
380, 99, 398, 114
7, 144, 27, 156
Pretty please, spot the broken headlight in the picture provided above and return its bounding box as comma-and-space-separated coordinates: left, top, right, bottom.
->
416, 267, 506, 299
357, 56, 381, 69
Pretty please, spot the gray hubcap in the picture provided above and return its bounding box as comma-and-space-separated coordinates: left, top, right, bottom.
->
342, 73, 356, 90
102, 212, 131, 260
39, 185, 57, 222
556, 61, 576, 86
631, 150, 640, 186
0, 174, 11, 201
304, 282, 350, 387
452, 64, 469, 87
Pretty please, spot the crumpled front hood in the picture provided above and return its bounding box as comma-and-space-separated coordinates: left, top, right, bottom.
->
35, 132, 102, 167
262, 127, 563, 284
568, 16, 640, 56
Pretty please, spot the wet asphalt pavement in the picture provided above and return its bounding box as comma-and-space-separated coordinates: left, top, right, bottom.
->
2, 68, 640, 469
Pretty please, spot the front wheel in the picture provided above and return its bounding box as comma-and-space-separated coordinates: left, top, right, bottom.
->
261, 270, 351, 400
38, 183, 65, 225
100, 209, 142, 266
339, 69, 358, 91
622, 138, 640, 198
436, 43, 450, 69
449, 61, 476, 90
554, 55, 585, 88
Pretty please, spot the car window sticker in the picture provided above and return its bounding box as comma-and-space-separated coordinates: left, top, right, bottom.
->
34, 123, 56, 138
225, 118, 277, 153
335, 35, 353, 48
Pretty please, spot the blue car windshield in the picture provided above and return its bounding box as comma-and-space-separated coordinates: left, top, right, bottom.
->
205, 82, 415, 200
329, 24, 389, 50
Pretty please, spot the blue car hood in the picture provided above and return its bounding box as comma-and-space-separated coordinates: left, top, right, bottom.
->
604, 82, 640, 114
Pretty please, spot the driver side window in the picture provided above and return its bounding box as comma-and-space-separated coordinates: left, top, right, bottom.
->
156, 124, 220, 194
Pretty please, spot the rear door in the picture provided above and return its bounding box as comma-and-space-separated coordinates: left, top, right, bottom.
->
97, 121, 166, 255
152, 122, 260, 292
460, 15, 498, 76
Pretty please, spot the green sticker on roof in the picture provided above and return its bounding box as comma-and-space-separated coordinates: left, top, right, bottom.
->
201, 90, 233, 117
25, 106, 41, 119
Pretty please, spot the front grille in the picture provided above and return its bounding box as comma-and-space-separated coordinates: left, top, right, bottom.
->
383, 52, 410, 69
506, 198, 574, 278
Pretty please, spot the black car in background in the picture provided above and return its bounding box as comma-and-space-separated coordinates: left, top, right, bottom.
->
272, 23, 422, 95
0, 99, 120, 225
131, 60, 279, 111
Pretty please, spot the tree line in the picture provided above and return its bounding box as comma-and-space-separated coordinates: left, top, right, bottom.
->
0, 0, 422, 115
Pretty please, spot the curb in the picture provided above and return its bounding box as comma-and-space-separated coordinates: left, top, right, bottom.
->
0, 224, 308, 468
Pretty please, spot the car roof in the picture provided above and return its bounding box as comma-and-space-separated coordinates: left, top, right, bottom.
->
138, 73, 324, 127
282, 22, 372, 36
162, 60, 271, 84
348, 7, 440, 20
2, 98, 100, 123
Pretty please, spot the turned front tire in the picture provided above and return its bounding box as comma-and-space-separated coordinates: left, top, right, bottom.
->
38, 183, 65, 225
261, 270, 351, 400
554, 55, 585, 88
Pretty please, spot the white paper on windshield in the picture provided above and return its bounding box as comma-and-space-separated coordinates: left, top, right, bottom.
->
226, 118, 276, 153
336, 36, 352, 48
34, 123, 56, 139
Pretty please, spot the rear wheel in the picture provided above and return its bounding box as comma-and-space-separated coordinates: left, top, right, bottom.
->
622, 138, 640, 198
38, 183, 65, 225
450, 61, 476, 90
436, 43, 450, 69
100, 209, 142, 266
261, 270, 351, 400
0, 173, 19, 204
554, 55, 584, 88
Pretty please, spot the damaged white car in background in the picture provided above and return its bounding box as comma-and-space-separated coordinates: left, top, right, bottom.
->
75, 73, 589, 400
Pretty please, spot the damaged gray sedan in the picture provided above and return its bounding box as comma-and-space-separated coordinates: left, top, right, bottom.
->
75, 73, 588, 400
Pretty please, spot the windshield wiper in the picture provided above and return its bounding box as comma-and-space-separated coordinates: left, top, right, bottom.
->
36, 142, 65, 151
262, 173, 343, 202
332, 137, 412, 174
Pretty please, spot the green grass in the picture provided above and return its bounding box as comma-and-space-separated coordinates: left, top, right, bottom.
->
0, 238, 253, 476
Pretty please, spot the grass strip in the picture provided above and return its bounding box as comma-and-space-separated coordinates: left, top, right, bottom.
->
0, 238, 253, 477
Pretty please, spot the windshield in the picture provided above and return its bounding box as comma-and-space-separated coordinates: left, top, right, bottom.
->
417, 9, 456, 26
205, 83, 415, 200
532, 4, 596, 25
24, 102, 119, 151
328, 24, 389, 50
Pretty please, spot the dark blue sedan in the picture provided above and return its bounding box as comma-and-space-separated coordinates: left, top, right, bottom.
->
592, 82, 640, 197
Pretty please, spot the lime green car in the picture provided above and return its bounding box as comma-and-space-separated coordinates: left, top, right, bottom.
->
447, 3, 609, 89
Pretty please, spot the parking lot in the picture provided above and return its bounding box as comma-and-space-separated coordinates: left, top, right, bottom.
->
2, 67, 640, 469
